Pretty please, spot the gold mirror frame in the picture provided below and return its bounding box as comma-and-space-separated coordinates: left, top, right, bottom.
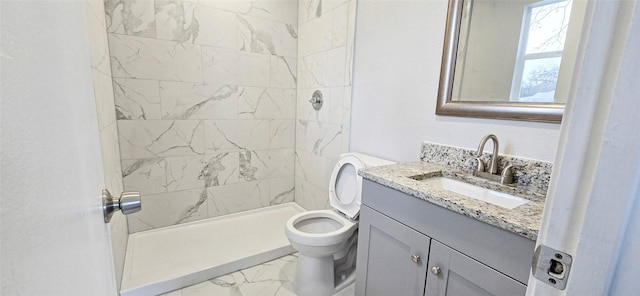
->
435, 0, 564, 123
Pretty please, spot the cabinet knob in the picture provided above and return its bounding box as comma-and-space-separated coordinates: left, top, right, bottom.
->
431, 266, 441, 275
410, 255, 421, 263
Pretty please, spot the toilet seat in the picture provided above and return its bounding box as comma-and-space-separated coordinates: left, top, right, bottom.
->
285, 210, 357, 247
329, 154, 365, 219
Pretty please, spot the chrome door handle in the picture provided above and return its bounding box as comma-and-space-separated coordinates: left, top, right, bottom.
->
102, 189, 141, 223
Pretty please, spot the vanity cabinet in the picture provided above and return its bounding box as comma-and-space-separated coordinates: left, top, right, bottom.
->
356, 180, 534, 296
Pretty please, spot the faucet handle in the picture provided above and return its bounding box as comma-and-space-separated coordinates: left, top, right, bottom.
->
500, 165, 515, 185
474, 157, 485, 174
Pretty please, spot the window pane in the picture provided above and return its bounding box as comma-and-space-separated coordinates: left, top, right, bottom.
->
526, 0, 573, 54
518, 57, 561, 102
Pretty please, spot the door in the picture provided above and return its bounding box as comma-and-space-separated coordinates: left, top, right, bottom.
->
1, 1, 118, 295
355, 205, 431, 296
527, 1, 640, 295
425, 240, 526, 296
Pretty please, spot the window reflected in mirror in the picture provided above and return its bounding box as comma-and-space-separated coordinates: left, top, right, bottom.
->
451, 0, 581, 104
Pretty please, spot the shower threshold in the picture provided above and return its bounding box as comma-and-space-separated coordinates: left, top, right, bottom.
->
120, 202, 305, 296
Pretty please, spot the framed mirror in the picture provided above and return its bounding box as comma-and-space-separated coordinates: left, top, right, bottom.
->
436, 0, 585, 123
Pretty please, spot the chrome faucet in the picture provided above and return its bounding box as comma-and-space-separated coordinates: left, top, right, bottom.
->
476, 134, 499, 174
474, 134, 514, 185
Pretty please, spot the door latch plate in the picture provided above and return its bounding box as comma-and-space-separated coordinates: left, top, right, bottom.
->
532, 245, 572, 290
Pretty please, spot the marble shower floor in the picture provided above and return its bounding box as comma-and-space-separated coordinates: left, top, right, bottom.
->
161, 253, 355, 296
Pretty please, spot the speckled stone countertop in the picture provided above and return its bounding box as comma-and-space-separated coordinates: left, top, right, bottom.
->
359, 161, 547, 240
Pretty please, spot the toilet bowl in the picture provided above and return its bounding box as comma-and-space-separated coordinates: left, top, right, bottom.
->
285, 152, 394, 296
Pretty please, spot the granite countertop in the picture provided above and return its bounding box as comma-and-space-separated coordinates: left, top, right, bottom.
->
359, 161, 546, 240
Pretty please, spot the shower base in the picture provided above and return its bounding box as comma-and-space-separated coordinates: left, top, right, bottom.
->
120, 202, 305, 296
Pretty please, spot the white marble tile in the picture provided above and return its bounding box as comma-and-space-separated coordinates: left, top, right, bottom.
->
118, 120, 206, 159
155, 0, 198, 43
91, 70, 117, 129
197, 0, 260, 15
344, 0, 357, 86
268, 148, 295, 179
165, 152, 239, 191
100, 122, 125, 196
239, 88, 296, 120
324, 46, 347, 87
270, 56, 297, 88
87, 0, 107, 29
202, 47, 270, 87
269, 176, 295, 205
298, 47, 347, 88
113, 78, 161, 120
207, 180, 270, 218
122, 158, 167, 195
160, 81, 241, 120
298, 0, 321, 24
128, 188, 209, 232
297, 9, 332, 57
297, 87, 346, 125
294, 176, 330, 210
294, 149, 329, 189
156, 1, 237, 49
109, 34, 203, 82
204, 120, 271, 152
165, 155, 206, 192
237, 15, 297, 58
296, 119, 343, 158
270, 120, 295, 149
105, 0, 156, 38
322, 0, 351, 15
86, 3, 112, 76
194, 4, 238, 48
268, 0, 299, 25
238, 149, 293, 181
331, 3, 349, 48
238, 150, 270, 181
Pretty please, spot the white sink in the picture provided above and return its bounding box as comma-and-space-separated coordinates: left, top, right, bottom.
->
421, 177, 529, 209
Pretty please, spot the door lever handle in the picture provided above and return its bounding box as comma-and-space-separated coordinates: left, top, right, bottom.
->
102, 189, 141, 223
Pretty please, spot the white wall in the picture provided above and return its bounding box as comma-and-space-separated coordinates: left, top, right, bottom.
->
350, 0, 560, 163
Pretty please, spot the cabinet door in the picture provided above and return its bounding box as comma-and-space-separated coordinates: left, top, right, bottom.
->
355, 206, 431, 296
425, 240, 526, 296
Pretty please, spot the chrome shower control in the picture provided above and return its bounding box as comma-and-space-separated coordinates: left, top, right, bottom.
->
102, 189, 141, 223
309, 90, 323, 110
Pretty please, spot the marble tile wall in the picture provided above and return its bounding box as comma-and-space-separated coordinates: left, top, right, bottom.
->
294, 0, 357, 210
104, 0, 299, 232
86, 0, 129, 289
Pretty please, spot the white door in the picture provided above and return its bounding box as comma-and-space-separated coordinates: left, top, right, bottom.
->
527, 1, 640, 295
1, 1, 118, 295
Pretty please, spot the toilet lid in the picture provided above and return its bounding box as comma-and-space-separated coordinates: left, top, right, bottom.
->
329, 154, 365, 219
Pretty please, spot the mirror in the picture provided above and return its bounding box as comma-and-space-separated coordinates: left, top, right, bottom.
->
436, 0, 586, 123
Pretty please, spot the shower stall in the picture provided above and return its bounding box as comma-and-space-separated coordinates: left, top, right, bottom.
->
87, 0, 357, 294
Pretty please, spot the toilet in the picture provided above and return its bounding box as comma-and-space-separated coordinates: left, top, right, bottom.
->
285, 152, 394, 296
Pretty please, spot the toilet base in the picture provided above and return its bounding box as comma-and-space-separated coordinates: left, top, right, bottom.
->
293, 254, 335, 296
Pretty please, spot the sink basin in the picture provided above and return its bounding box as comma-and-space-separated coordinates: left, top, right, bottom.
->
420, 177, 529, 209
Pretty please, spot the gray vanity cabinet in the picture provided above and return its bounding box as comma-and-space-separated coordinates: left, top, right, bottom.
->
356, 180, 534, 296
356, 205, 431, 295
425, 240, 526, 296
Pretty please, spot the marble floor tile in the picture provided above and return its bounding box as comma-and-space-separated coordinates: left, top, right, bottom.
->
161, 254, 355, 296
